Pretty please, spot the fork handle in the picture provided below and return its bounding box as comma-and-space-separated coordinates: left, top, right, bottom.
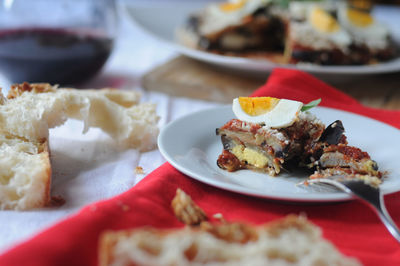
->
368, 195, 400, 243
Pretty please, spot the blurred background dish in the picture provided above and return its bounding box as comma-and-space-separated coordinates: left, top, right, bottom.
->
124, 0, 400, 74
0, 0, 117, 86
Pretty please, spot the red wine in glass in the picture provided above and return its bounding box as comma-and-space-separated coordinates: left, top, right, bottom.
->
0, 28, 113, 85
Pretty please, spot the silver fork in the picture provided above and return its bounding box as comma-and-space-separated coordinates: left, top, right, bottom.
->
307, 176, 400, 243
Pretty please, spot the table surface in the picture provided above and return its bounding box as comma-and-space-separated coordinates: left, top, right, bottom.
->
142, 56, 400, 109
0, 1, 399, 254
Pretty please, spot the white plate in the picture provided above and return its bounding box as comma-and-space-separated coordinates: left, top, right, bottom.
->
158, 106, 400, 203
124, 2, 400, 75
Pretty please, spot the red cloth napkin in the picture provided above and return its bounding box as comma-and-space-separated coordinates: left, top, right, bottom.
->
1, 69, 400, 266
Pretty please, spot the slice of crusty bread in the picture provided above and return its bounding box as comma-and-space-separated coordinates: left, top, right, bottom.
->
0, 83, 159, 210
2, 83, 159, 152
98, 215, 360, 266
0, 135, 51, 210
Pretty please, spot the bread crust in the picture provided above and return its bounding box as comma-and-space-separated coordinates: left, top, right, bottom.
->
7, 82, 57, 99
41, 140, 52, 208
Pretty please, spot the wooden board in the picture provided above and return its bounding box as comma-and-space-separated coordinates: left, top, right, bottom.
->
142, 56, 400, 109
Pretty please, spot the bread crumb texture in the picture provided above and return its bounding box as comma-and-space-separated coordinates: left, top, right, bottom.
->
134, 166, 145, 175
3, 83, 159, 151
0, 135, 50, 210
98, 215, 361, 266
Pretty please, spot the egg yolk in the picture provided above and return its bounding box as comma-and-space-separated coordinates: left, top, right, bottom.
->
238, 97, 280, 116
310, 7, 340, 33
220, 0, 247, 12
347, 8, 374, 27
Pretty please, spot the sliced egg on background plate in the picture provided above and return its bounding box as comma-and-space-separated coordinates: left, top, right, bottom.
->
217, 0, 270, 15
337, 5, 390, 49
232, 97, 303, 128
307, 6, 352, 47
201, 0, 271, 35
219, 0, 248, 12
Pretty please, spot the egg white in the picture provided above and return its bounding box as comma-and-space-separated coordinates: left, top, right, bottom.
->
306, 6, 352, 49
288, 2, 352, 52
232, 98, 303, 128
337, 4, 390, 51
199, 0, 271, 35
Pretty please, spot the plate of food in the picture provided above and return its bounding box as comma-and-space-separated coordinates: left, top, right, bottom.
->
125, 0, 400, 74
158, 97, 400, 202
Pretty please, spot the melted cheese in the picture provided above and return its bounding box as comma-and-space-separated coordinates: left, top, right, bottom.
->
231, 145, 269, 168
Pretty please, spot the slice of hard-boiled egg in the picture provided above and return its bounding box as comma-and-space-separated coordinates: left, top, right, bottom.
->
337, 4, 390, 50
220, 0, 247, 12
307, 6, 352, 48
309, 6, 340, 33
232, 97, 303, 128
200, 0, 271, 35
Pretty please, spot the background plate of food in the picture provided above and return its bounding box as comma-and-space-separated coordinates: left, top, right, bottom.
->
124, 0, 400, 74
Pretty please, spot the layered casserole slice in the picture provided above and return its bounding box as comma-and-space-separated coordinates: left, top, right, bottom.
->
177, 0, 287, 59
306, 120, 382, 185
216, 97, 383, 184
216, 111, 325, 176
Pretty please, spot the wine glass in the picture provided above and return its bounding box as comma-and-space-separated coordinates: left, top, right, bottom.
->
0, 0, 117, 86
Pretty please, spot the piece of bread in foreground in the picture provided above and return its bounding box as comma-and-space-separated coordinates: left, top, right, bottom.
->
0, 83, 159, 210
98, 215, 360, 266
